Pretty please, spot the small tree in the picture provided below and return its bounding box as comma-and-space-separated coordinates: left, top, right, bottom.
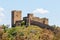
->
2, 24, 8, 33
21, 21, 25, 26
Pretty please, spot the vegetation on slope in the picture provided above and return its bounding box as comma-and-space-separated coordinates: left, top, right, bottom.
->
0, 25, 60, 40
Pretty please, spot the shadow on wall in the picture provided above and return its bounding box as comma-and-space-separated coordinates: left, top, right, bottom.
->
30, 20, 54, 31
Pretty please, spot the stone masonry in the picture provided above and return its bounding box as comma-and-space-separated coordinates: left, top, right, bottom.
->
23, 13, 48, 26
11, 10, 48, 27
11, 10, 22, 27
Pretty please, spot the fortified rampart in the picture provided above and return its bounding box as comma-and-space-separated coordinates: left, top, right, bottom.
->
11, 10, 48, 27
23, 13, 48, 26
11, 10, 54, 31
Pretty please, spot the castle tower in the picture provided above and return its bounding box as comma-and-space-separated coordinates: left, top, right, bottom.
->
27, 13, 33, 19
42, 18, 48, 25
27, 13, 34, 26
11, 10, 22, 27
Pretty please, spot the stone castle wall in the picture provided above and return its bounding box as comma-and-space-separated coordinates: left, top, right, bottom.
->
11, 10, 54, 31
27, 13, 48, 25
11, 10, 22, 27
11, 10, 48, 27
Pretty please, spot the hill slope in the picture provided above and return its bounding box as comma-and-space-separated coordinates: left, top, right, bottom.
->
0, 25, 60, 40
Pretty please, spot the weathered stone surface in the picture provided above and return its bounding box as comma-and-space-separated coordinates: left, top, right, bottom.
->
11, 10, 52, 30
11, 10, 22, 27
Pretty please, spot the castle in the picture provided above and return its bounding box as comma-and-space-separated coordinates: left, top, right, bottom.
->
11, 10, 48, 27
